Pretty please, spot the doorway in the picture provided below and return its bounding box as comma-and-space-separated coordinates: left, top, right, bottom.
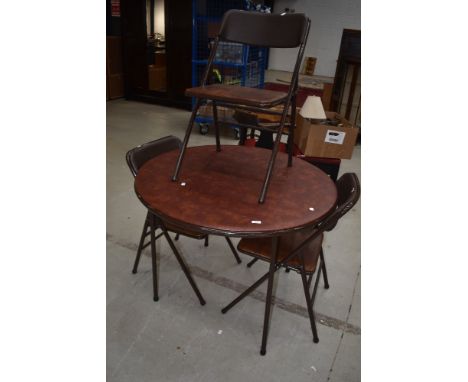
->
331, 29, 361, 128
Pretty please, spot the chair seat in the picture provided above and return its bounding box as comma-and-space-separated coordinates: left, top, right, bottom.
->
185, 84, 288, 108
237, 228, 323, 273
166, 222, 207, 239
145, 215, 206, 240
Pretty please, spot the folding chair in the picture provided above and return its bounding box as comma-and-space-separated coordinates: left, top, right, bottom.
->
126, 136, 242, 303
221, 173, 360, 354
172, 10, 311, 203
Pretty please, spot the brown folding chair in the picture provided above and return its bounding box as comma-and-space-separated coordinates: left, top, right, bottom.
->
126, 136, 242, 303
221, 173, 360, 354
172, 10, 311, 204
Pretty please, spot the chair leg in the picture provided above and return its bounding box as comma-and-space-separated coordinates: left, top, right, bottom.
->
172, 99, 202, 181
161, 227, 206, 306
311, 263, 322, 310
149, 214, 159, 302
319, 248, 330, 289
246, 258, 258, 268
260, 236, 279, 355
300, 268, 319, 343
132, 213, 150, 274
225, 237, 242, 264
204, 236, 209, 247
307, 274, 313, 290
258, 129, 284, 204
287, 96, 297, 167
174, 233, 180, 241
239, 127, 247, 145
221, 271, 270, 314
213, 101, 221, 152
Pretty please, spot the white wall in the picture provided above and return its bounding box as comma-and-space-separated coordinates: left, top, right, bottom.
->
269, 0, 360, 77
154, 0, 165, 36
146, 0, 165, 36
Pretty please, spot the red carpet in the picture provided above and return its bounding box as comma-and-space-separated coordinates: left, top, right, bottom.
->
263, 82, 323, 108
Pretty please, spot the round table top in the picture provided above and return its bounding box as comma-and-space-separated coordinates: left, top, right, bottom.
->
134, 145, 337, 237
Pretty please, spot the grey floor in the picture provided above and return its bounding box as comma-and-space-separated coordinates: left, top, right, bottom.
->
107, 99, 361, 382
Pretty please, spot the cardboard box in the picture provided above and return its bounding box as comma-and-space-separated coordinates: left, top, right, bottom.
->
294, 111, 359, 159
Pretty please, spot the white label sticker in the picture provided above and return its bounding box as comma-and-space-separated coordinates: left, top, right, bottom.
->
324, 130, 346, 145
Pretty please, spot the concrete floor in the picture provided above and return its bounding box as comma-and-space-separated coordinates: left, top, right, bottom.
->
107, 99, 361, 382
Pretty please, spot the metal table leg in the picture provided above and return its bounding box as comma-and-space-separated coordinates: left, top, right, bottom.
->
260, 236, 279, 355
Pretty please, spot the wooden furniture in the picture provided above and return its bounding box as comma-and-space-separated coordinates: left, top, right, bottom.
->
120, 0, 192, 108
148, 66, 166, 91
321, 82, 333, 110
172, 10, 311, 204
106, 36, 124, 100
133, 144, 337, 354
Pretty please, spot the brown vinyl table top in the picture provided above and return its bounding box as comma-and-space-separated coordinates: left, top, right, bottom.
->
134, 145, 337, 237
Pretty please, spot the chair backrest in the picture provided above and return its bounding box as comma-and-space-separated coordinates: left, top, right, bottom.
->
320, 173, 360, 232
126, 135, 182, 177
218, 10, 309, 48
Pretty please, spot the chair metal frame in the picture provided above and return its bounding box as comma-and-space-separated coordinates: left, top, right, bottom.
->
245, 242, 330, 288
221, 173, 361, 355
126, 136, 242, 303
172, 10, 311, 204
